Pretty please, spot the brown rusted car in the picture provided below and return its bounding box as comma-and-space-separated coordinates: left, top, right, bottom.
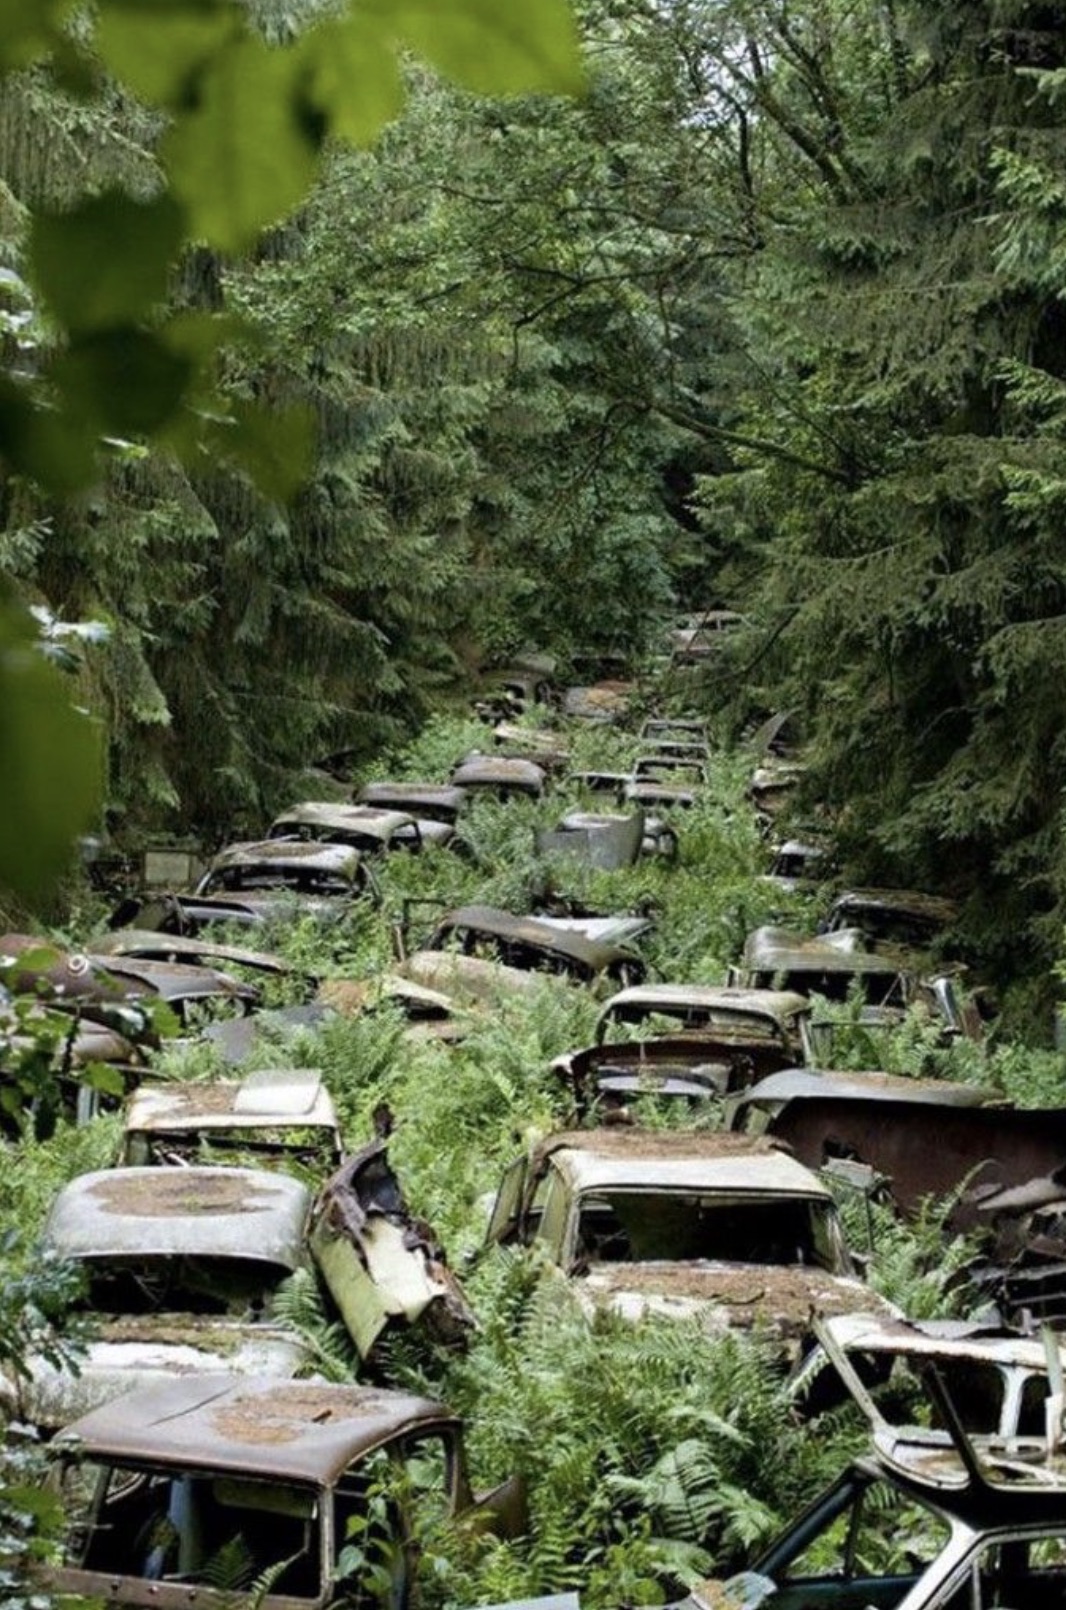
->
450, 754, 546, 801
8, 1165, 314, 1430
42, 1375, 524, 1607
268, 802, 426, 855
193, 840, 381, 922
484, 1129, 891, 1347
425, 905, 647, 988
554, 985, 815, 1115
119, 1067, 344, 1172
310, 1135, 476, 1362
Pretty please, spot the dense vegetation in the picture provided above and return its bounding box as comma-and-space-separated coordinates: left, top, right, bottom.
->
5, 1, 1066, 1593
4, 2, 1066, 1011
1, 709, 1024, 1607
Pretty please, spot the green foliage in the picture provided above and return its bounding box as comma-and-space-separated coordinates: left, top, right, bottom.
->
0, 601, 101, 907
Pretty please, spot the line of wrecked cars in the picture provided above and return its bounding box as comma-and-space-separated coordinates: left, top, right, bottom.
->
16, 671, 1066, 1610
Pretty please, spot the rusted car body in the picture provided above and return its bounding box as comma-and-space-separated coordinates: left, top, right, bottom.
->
9, 1166, 313, 1429
749, 760, 806, 827
735, 925, 920, 1008
484, 1130, 887, 1344
725, 1083, 1066, 1324
553, 985, 812, 1116
425, 905, 647, 987
559, 679, 633, 722
350, 785, 463, 851
633, 753, 708, 788
762, 838, 829, 893
92, 928, 296, 981
792, 1311, 1066, 1437
81, 952, 260, 1028
42, 1374, 524, 1608
120, 1068, 343, 1171
726, 1067, 1005, 1136
640, 718, 709, 744
563, 776, 679, 860
473, 665, 555, 720
356, 781, 465, 827
679, 1315, 1066, 1610
450, 754, 546, 800
195, 841, 380, 920
537, 811, 646, 870
493, 722, 571, 772
269, 801, 425, 855
624, 756, 704, 813
595, 984, 812, 1052
734, 925, 979, 1039
310, 1136, 476, 1361
319, 950, 541, 1042
823, 887, 960, 952
668, 610, 746, 666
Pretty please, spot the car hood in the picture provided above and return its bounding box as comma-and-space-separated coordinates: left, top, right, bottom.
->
576, 1263, 889, 1337
9, 1319, 308, 1429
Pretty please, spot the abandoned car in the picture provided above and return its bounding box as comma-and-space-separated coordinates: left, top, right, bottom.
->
194, 841, 380, 921
484, 1129, 887, 1344
318, 950, 542, 1043
731, 926, 971, 1029
10, 1165, 314, 1428
81, 950, 261, 1030
821, 887, 960, 953
310, 1135, 476, 1361
597, 982, 810, 1069
41, 1374, 524, 1607
681, 1314, 1066, 1610
119, 1067, 344, 1172
791, 1311, 1066, 1438
424, 905, 647, 988
268, 802, 425, 856
449, 754, 547, 801
92, 927, 297, 983
355, 781, 466, 844
536, 810, 646, 871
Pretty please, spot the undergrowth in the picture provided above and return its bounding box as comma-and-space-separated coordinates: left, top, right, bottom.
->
9, 710, 1065, 1606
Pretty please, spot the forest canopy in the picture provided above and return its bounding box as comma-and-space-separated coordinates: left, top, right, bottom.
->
4, 0, 1066, 1003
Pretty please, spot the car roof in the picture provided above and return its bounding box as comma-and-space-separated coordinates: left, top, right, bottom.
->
271, 803, 415, 841
206, 840, 364, 877
828, 887, 959, 924
90, 929, 292, 975
537, 1129, 831, 1198
431, 906, 635, 969
598, 984, 810, 1025
728, 1068, 1002, 1112
51, 1375, 458, 1486
83, 953, 258, 1003
357, 782, 465, 815
45, 1167, 310, 1266
742, 925, 905, 976
123, 1069, 339, 1135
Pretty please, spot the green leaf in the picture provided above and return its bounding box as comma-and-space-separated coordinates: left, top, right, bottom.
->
369, 0, 585, 95
300, 15, 404, 145
0, 0, 76, 68
52, 329, 192, 434
0, 602, 102, 905
0, 379, 97, 492
200, 398, 315, 501
79, 1061, 127, 1096
95, 0, 240, 106
162, 33, 321, 251
30, 191, 186, 333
